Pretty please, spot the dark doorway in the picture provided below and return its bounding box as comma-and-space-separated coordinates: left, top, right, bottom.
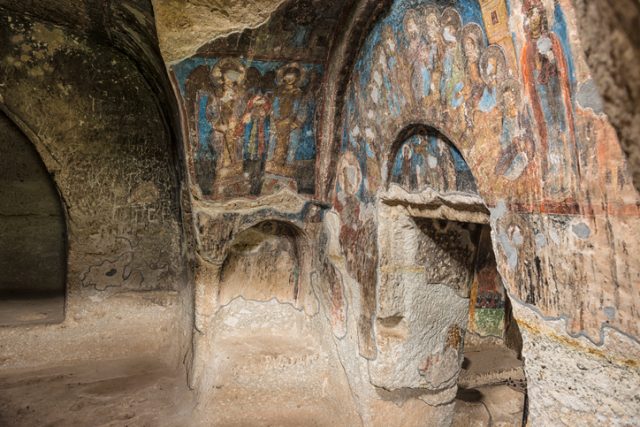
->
0, 112, 66, 325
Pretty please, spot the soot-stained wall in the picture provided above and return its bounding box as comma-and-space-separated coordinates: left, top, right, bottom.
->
572, 0, 640, 192
0, 12, 187, 368
0, 112, 66, 295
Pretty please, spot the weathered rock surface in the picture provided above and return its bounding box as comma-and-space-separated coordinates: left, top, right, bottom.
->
1, 0, 639, 425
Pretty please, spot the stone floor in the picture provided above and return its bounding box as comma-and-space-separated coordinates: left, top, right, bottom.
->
193, 299, 362, 426
0, 295, 64, 326
454, 342, 526, 426
0, 358, 193, 426
0, 313, 525, 426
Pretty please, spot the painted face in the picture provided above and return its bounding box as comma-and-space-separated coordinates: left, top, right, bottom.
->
486, 56, 498, 83
528, 7, 544, 38
383, 31, 396, 54
223, 69, 242, 87
443, 25, 457, 44
425, 15, 440, 40
254, 96, 268, 117
463, 36, 479, 62
283, 72, 298, 86
406, 18, 419, 40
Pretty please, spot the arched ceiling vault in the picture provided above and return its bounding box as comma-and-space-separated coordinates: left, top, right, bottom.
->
0, 0, 185, 181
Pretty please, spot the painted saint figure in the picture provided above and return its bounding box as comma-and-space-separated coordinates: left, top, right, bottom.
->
494, 79, 534, 181
471, 45, 508, 162
478, 45, 507, 114
267, 63, 308, 176
431, 136, 458, 192
461, 23, 486, 131
520, 0, 578, 198
440, 8, 466, 135
391, 142, 421, 191
206, 58, 246, 179
239, 91, 272, 193
403, 10, 431, 107
421, 7, 443, 109
439, 8, 464, 110
380, 25, 404, 117
239, 68, 272, 163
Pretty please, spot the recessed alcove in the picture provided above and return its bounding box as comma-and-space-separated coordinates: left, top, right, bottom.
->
218, 221, 301, 306
198, 220, 361, 426
0, 112, 66, 326
375, 126, 526, 424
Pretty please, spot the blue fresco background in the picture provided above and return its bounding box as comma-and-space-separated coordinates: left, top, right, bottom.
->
172, 58, 322, 163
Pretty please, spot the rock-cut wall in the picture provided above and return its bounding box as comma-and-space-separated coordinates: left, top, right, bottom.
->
0, 12, 188, 369
329, 0, 639, 424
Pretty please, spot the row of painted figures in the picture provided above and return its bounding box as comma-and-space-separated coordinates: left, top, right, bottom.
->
190, 59, 317, 197
347, 2, 579, 199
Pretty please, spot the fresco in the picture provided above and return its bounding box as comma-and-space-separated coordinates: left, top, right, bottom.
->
469, 227, 507, 338
390, 133, 477, 193
333, 0, 637, 206
174, 59, 320, 198
171, 0, 352, 200
331, 0, 639, 351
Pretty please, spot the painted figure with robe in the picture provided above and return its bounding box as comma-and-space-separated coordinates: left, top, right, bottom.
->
206, 58, 246, 180
403, 10, 431, 107
520, 0, 578, 199
472, 45, 507, 152
461, 23, 486, 138
380, 25, 405, 117
266, 63, 308, 176
421, 7, 443, 112
391, 141, 422, 191
238, 91, 272, 193
494, 79, 534, 182
440, 8, 466, 135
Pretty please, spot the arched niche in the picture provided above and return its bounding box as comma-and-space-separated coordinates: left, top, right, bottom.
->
218, 220, 307, 307
0, 112, 67, 325
198, 219, 361, 425
374, 126, 525, 423
387, 125, 478, 194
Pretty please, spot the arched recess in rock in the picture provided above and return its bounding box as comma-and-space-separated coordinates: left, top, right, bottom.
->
218, 220, 307, 306
385, 123, 478, 194
0, 110, 67, 325
323, 0, 542, 361
373, 124, 526, 422
193, 217, 361, 425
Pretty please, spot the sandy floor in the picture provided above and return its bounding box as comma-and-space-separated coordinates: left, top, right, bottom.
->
0, 358, 194, 427
0, 307, 524, 426
453, 342, 527, 426
0, 295, 65, 326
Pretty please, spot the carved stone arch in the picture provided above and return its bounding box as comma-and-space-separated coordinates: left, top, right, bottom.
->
385, 123, 478, 194
315, 0, 394, 202
218, 219, 313, 309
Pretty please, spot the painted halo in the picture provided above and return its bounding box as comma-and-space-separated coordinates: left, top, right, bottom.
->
441, 7, 462, 33
211, 57, 246, 88
479, 44, 508, 85
275, 62, 308, 88
462, 23, 486, 51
